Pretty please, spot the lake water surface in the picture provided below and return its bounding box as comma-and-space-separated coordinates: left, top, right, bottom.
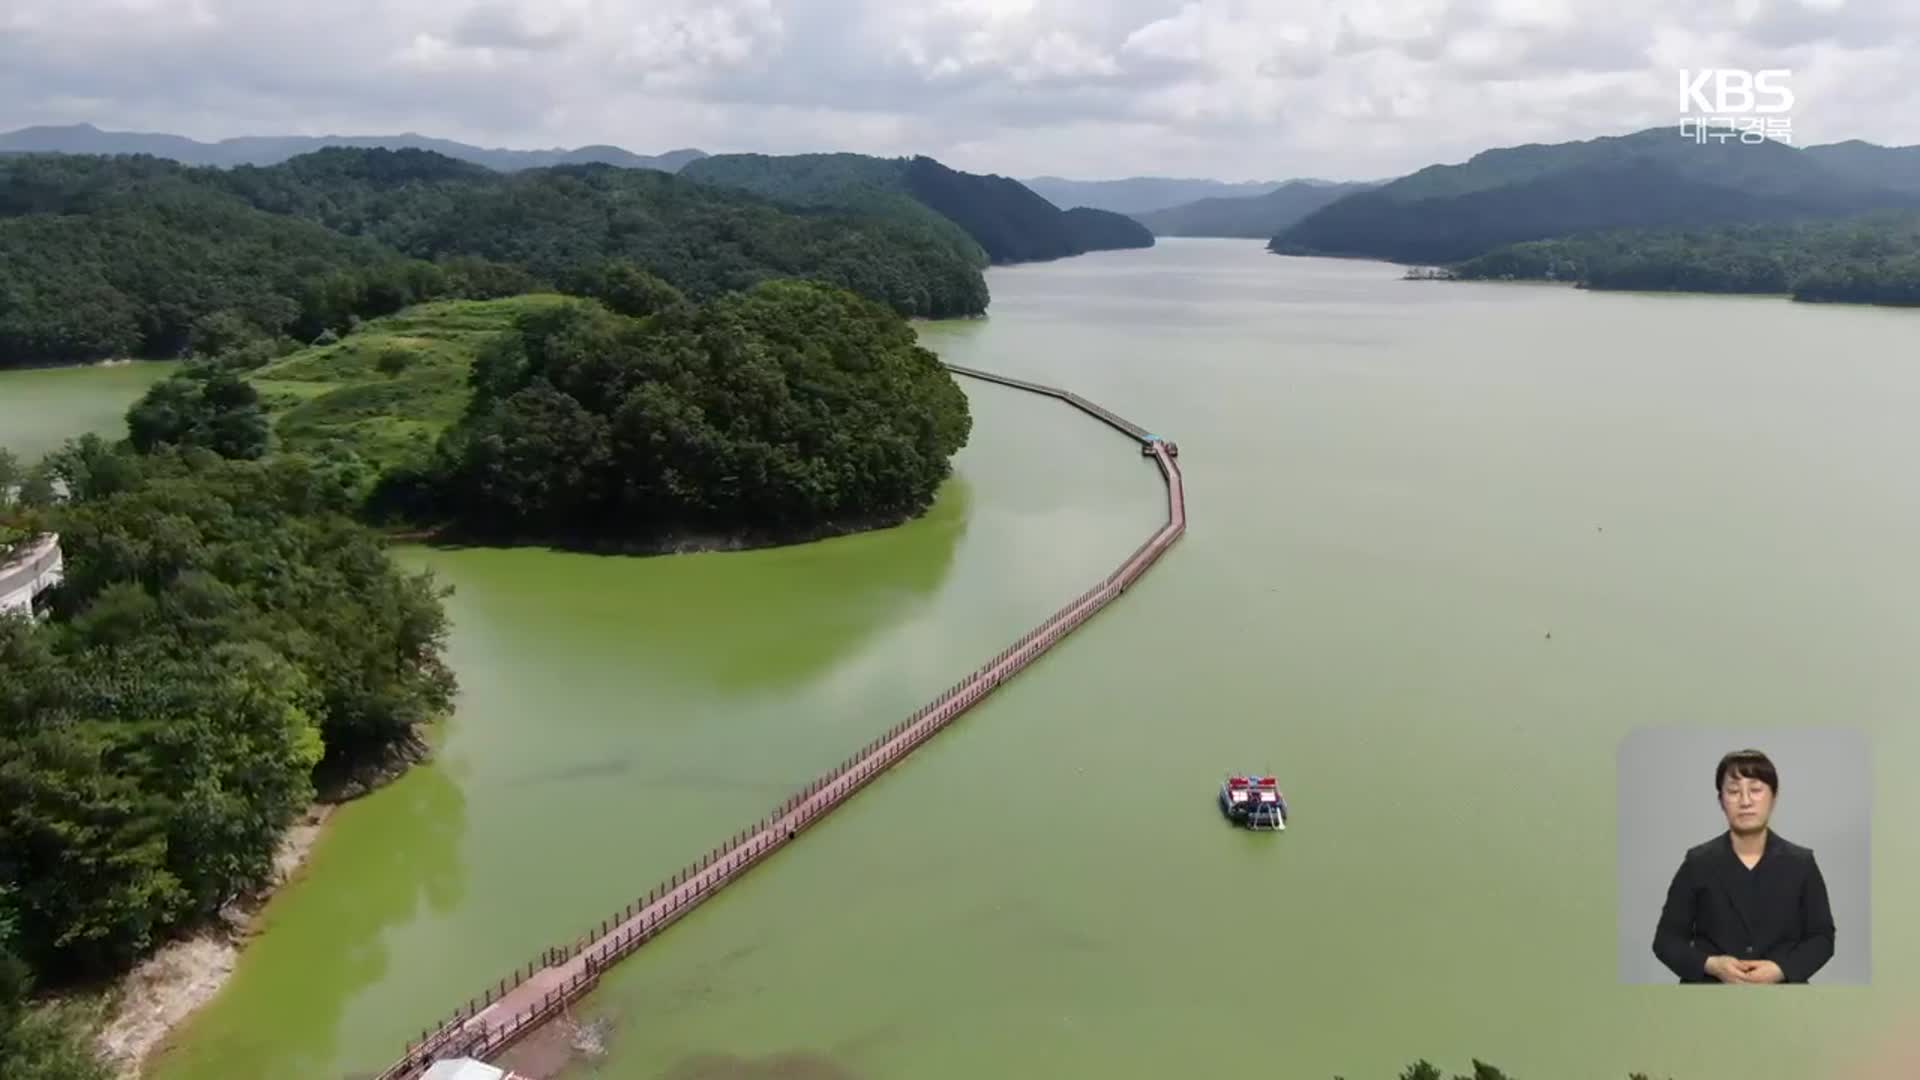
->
0, 361, 177, 462
11, 241, 1917, 1080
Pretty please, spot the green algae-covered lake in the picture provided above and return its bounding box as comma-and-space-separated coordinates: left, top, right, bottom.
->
8, 241, 1919, 1079
0, 361, 177, 462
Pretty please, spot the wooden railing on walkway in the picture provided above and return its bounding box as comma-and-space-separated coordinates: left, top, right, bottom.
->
373, 364, 1186, 1079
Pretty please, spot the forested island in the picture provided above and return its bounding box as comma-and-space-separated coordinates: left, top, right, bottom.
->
391, 280, 972, 545
0, 148, 991, 368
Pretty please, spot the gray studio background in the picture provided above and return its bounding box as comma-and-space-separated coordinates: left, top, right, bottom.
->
1616, 727, 1871, 984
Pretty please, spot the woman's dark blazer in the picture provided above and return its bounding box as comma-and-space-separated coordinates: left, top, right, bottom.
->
1652, 829, 1835, 983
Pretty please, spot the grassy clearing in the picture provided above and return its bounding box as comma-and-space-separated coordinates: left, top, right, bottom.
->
249, 295, 571, 472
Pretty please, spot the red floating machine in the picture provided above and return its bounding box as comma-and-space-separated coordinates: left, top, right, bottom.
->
1219, 773, 1287, 831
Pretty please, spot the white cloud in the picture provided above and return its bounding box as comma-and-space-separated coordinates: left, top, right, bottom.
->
0, 0, 1913, 180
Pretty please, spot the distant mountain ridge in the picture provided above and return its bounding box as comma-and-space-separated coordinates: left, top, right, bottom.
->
0, 145, 993, 366
1272, 128, 1920, 264
1135, 180, 1381, 237
1021, 175, 1292, 215
0, 122, 706, 173
684, 152, 1152, 265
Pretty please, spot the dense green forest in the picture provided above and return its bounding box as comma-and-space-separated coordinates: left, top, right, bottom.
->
1272, 129, 1920, 264
0, 916, 107, 1080
678, 152, 990, 266
0, 441, 454, 958
377, 279, 972, 544
0, 148, 989, 367
902, 155, 1149, 261
114, 276, 973, 547
97, 227, 985, 536
0, 432, 455, 1073
1059, 206, 1154, 251
682, 151, 1153, 263
1, 259, 974, 1080
1450, 211, 1920, 304
1135, 179, 1375, 237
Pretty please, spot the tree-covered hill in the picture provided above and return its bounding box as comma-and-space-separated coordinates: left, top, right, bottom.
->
1135, 180, 1377, 238
678, 152, 990, 268
384, 279, 973, 545
1272, 129, 1920, 264
1450, 211, 1920, 305
1060, 206, 1154, 251
682, 151, 1154, 264
1020, 175, 1285, 216
247, 149, 992, 318
1761, 140, 1920, 197
0, 171, 401, 365
0, 149, 990, 368
123, 276, 973, 545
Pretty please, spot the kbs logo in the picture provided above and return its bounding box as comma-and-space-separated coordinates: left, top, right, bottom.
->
1677, 69, 1793, 145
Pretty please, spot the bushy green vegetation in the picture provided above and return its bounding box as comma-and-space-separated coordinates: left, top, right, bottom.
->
1452, 211, 1920, 304
413, 279, 971, 542
124, 278, 974, 545
0, 906, 109, 1080
0, 442, 454, 981
0, 148, 989, 369
1272, 128, 1920, 265
0, 175, 379, 365
125, 370, 269, 459
243, 295, 574, 484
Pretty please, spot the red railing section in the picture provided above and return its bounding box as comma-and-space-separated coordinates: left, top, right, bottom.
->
373, 365, 1186, 1078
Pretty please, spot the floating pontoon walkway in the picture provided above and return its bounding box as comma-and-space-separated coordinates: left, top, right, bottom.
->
374, 364, 1186, 1078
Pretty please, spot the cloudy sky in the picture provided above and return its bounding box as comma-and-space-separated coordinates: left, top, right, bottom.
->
2, 0, 1915, 181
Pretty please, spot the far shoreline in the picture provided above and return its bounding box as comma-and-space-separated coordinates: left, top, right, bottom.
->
0, 355, 161, 373
379, 504, 937, 558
